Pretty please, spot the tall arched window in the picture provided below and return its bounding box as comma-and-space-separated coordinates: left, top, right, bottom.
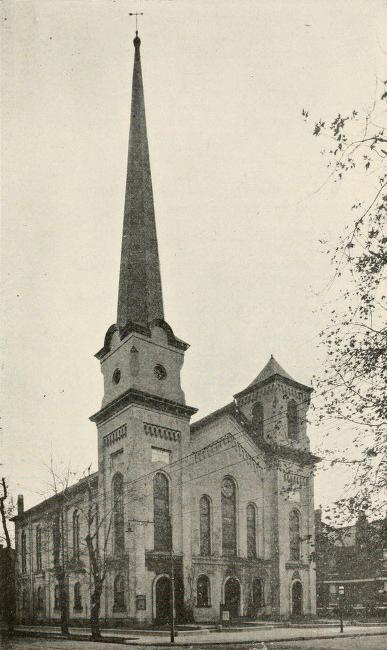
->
221, 476, 237, 556
153, 472, 171, 551
112, 473, 124, 555
287, 399, 298, 440
53, 512, 61, 567
199, 495, 211, 556
22, 589, 27, 611
36, 526, 42, 571
247, 503, 257, 558
252, 402, 264, 437
289, 509, 301, 560
21, 530, 27, 573
74, 582, 82, 610
197, 575, 210, 607
73, 510, 80, 560
113, 574, 125, 611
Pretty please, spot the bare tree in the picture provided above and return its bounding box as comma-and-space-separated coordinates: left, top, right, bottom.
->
0, 478, 16, 633
303, 80, 387, 523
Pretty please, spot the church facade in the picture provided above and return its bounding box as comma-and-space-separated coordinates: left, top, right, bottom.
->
13, 33, 318, 625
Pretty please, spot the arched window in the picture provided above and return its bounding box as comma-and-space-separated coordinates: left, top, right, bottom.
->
53, 512, 61, 566
289, 509, 301, 560
73, 510, 80, 560
252, 401, 264, 437
287, 400, 298, 440
74, 582, 82, 610
253, 578, 264, 608
36, 585, 44, 610
113, 574, 125, 611
247, 503, 257, 558
22, 589, 28, 611
199, 496, 211, 556
54, 584, 60, 610
36, 526, 42, 571
21, 530, 27, 573
221, 477, 237, 556
153, 473, 171, 551
197, 575, 210, 607
112, 473, 124, 555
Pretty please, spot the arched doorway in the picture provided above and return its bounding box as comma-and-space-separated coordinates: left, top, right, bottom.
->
291, 581, 303, 616
224, 577, 241, 619
155, 576, 171, 623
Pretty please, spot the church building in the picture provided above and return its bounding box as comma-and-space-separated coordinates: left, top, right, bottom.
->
13, 32, 318, 624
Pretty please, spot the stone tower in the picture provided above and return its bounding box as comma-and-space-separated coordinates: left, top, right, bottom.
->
90, 32, 196, 622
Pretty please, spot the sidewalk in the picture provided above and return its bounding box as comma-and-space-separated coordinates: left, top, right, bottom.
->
13, 622, 387, 646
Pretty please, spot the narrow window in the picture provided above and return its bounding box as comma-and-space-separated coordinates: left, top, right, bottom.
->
247, 504, 257, 558
22, 589, 27, 611
54, 584, 60, 610
287, 399, 298, 440
113, 574, 125, 611
73, 510, 80, 560
74, 582, 82, 610
197, 575, 210, 607
53, 513, 61, 567
36, 586, 43, 610
21, 530, 27, 573
289, 509, 301, 560
221, 477, 237, 556
253, 578, 264, 608
153, 473, 171, 551
36, 526, 42, 571
199, 496, 211, 556
252, 401, 264, 437
112, 473, 124, 555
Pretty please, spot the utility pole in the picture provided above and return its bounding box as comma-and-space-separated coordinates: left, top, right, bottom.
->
338, 585, 344, 633
169, 515, 175, 643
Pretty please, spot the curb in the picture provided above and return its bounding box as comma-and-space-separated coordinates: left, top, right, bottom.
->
7, 629, 387, 646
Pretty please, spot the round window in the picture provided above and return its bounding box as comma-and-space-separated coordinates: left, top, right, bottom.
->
154, 364, 167, 380
112, 368, 121, 384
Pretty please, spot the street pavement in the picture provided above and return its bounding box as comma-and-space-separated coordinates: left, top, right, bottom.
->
1, 634, 387, 650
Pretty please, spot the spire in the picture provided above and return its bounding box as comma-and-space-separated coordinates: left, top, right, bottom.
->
117, 32, 164, 329
247, 355, 295, 387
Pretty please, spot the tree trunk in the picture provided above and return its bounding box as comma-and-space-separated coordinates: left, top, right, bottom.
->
90, 582, 103, 640
57, 571, 69, 636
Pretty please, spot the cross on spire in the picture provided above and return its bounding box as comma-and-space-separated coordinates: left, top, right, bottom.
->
129, 12, 143, 33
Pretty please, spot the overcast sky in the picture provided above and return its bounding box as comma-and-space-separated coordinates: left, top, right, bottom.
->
2, 0, 386, 513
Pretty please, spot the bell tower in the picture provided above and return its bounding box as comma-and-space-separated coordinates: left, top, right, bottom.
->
90, 32, 196, 621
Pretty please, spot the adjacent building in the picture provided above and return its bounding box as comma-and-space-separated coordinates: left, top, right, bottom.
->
315, 511, 387, 617
13, 32, 318, 624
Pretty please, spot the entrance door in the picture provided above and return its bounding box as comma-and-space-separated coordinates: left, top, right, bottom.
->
291, 581, 303, 616
224, 577, 241, 619
155, 576, 171, 623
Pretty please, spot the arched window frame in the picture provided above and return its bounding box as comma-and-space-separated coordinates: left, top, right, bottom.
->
289, 509, 301, 561
22, 588, 28, 611
221, 476, 238, 557
36, 526, 42, 571
153, 471, 171, 552
21, 530, 27, 573
112, 473, 124, 555
252, 401, 264, 437
74, 581, 82, 610
196, 574, 211, 607
199, 495, 211, 556
73, 510, 80, 560
287, 399, 298, 440
246, 503, 257, 559
113, 574, 126, 612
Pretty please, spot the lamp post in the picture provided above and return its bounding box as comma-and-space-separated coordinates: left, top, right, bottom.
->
338, 585, 344, 633
168, 515, 175, 644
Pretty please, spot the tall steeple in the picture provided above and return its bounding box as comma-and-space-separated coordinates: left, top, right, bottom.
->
117, 31, 164, 329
